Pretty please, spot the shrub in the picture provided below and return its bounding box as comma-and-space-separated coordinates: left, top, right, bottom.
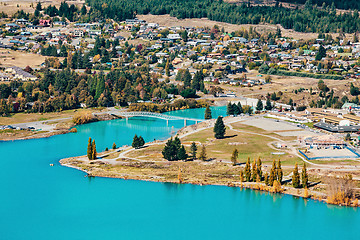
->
73, 111, 96, 125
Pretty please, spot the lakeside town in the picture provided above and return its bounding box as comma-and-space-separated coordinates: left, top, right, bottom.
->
0, 0, 360, 209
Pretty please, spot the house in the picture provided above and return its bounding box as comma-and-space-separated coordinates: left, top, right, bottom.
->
0, 73, 10, 81
5, 66, 37, 81
53, 21, 67, 26
15, 19, 29, 25
72, 29, 84, 37
125, 18, 146, 25
39, 19, 51, 27
168, 34, 181, 41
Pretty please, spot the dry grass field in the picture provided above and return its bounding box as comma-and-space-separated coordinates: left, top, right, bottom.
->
138, 14, 354, 41
138, 14, 320, 41
206, 69, 355, 107
0, 0, 84, 15
0, 50, 46, 68
0, 108, 102, 125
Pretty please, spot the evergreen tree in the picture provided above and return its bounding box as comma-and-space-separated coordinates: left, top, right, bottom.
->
276, 27, 282, 38
276, 160, 283, 184
251, 159, 257, 182
165, 58, 170, 77
87, 137, 93, 160
183, 69, 192, 88
315, 45, 326, 61
94, 77, 105, 100
234, 103, 241, 115
257, 157, 262, 180
256, 99, 263, 111
292, 163, 301, 188
138, 136, 145, 147
231, 149, 238, 166
180, 30, 188, 42
204, 106, 212, 119
269, 160, 276, 186
36, 2, 42, 11
178, 145, 188, 160
244, 157, 251, 182
227, 102, 234, 115
265, 98, 272, 110
132, 134, 139, 148
81, 5, 87, 15
237, 102, 243, 114
214, 116, 226, 139
162, 138, 180, 161
190, 142, 197, 160
112, 142, 117, 149
199, 145, 207, 161
92, 139, 97, 160
301, 163, 309, 188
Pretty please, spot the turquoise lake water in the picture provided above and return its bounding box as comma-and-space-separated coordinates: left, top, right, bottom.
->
0, 106, 359, 239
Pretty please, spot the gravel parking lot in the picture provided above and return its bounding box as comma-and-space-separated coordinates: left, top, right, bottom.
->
242, 118, 301, 131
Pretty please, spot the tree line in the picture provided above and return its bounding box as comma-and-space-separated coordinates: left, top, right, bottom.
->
278, 0, 360, 11
0, 63, 210, 116
86, 0, 360, 33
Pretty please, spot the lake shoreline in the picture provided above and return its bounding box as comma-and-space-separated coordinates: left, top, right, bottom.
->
60, 156, 349, 208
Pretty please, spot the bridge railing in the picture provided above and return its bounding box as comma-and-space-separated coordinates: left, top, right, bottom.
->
114, 111, 203, 122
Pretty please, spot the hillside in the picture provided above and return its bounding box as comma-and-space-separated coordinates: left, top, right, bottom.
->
278, 0, 360, 11
85, 0, 360, 33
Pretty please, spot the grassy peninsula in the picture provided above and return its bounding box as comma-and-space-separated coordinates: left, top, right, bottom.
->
61, 116, 360, 207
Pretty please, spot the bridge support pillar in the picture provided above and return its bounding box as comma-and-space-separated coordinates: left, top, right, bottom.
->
184, 119, 186, 126
166, 119, 169, 126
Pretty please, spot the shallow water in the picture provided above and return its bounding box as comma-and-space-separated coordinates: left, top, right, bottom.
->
0, 106, 359, 240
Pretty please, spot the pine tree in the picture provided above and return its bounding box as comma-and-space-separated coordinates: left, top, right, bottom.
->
244, 157, 251, 182
199, 145, 207, 161
301, 163, 308, 188
264, 172, 269, 185
256, 99, 263, 111
92, 139, 97, 160
204, 106, 212, 119
237, 102, 243, 114
132, 134, 139, 148
162, 138, 179, 161
269, 160, 276, 186
94, 77, 105, 100
214, 116, 226, 139
240, 170, 244, 182
257, 157, 262, 180
231, 149, 238, 166
165, 58, 170, 76
292, 163, 301, 188
112, 142, 117, 149
87, 137, 93, 160
227, 102, 234, 116
265, 98, 272, 110
234, 103, 240, 116
190, 142, 197, 160
183, 69, 192, 88
178, 145, 188, 160
251, 159, 257, 182
276, 160, 283, 184
138, 136, 145, 147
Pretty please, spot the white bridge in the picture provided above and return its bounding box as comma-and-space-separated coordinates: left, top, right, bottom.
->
109, 111, 204, 126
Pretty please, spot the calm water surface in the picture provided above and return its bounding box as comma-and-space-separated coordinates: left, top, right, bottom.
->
0, 107, 359, 240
